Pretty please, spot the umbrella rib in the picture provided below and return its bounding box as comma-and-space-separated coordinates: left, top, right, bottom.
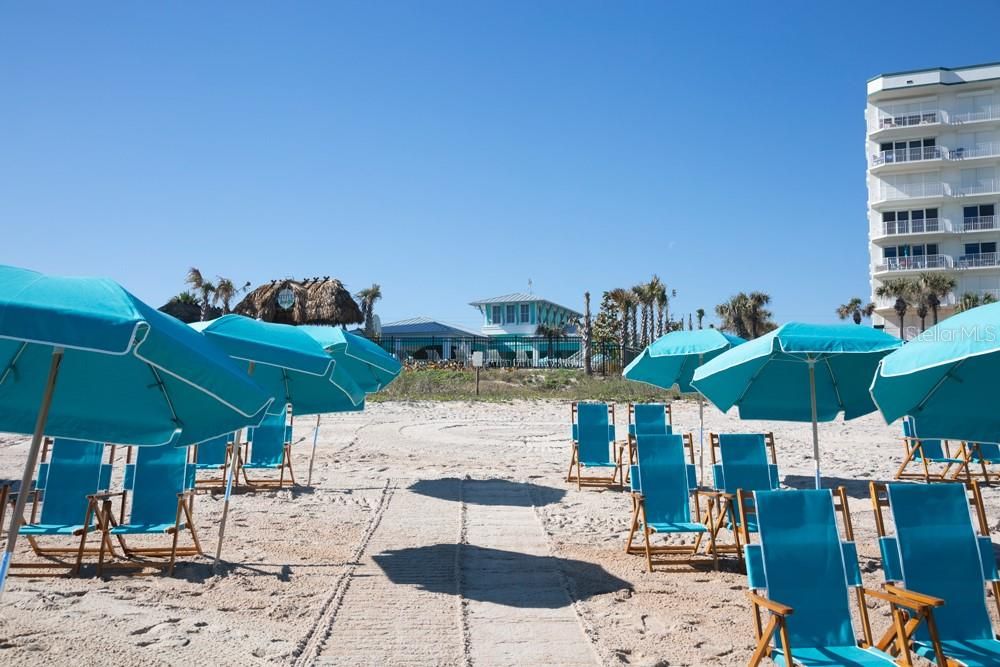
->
733, 356, 774, 406
823, 357, 845, 412
148, 365, 181, 427
914, 358, 966, 413
0, 341, 28, 385
282, 368, 292, 406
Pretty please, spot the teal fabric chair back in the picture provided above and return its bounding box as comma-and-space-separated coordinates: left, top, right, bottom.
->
126, 445, 191, 526
38, 439, 109, 526
971, 442, 1000, 460
754, 489, 856, 651
636, 434, 691, 525
249, 412, 288, 467
716, 434, 776, 494
886, 483, 992, 642
902, 418, 948, 459
575, 403, 614, 464
629, 404, 670, 437
195, 433, 230, 467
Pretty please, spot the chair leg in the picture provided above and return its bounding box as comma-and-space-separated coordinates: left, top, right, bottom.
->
641, 505, 654, 572
566, 446, 577, 482
167, 498, 184, 576
707, 498, 719, 571
182, 499, 203, 556
624, 496, 640, 554
74, 500, 97, 576
285, 445, 297, 486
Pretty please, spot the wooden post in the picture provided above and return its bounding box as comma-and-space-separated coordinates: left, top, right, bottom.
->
0, 347, 63, 597
475, 366, 480, 396
306, 414, 321, 486
215, 361, 254, 568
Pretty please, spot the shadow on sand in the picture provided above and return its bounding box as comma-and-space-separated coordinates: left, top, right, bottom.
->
783, 474, 891, 499
373, 543, 629, 608
408, 478, 566, 507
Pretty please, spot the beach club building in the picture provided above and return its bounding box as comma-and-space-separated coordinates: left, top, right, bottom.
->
868, 62, 1000, 337
468, 292, 582, 336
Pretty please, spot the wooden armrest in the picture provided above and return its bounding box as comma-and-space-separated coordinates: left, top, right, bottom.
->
88, 491, 124, 500
882, 585, 945, 607
747, 592, 793, 616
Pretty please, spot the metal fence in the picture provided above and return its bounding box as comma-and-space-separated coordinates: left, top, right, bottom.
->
367, 335, 641, 375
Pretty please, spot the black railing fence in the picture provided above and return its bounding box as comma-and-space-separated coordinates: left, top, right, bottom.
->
367, 335, 641, 375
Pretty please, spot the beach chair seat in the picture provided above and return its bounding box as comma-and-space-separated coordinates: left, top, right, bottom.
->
746, 488, 933, 666
894, 418, 970, 483
870, 481, 1000, 666
707, 432, 778, 561
567, 402, 621, 489
624, 433, 723, 571
10, 438, 117, 575
240, 412, 295, 489
95, 444, 201, 575
193, 432, 234, 489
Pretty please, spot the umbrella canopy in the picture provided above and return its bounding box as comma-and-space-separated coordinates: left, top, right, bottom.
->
623, 329, 745, 392
298, 325, 402, 394
871, 302, 1000, 443
0, 265, 273, 594
192, 315, 364, 415
0, 266, 272, 446
692, 322, 901, 487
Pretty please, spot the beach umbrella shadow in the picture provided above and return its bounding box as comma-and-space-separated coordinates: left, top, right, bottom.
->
373, 544, 629, 609
782, 474, 889, 499
408, 478, 565, 507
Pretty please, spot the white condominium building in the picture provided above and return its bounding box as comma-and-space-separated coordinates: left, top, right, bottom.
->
867, 62, 1000, 337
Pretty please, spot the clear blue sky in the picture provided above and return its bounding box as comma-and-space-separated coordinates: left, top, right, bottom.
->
3, 2, 999, 330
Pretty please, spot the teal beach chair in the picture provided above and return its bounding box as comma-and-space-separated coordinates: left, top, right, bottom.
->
746, 488, 930, 666
242, 411, 295, 489
707, 432, 778, 562
567, 402, 621, 490
193, 432, 234, 489
624, 433, 720, 572
871, 481, 1000, 666
96, 444, 201, 575
964, 442, 999, 483
9, 437, 115, 575
624, 403, 672, 482
895, 418, 970, 483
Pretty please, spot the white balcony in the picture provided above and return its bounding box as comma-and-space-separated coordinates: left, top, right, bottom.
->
874, 254, 953, 274
957, 252, 1000, 269
874, 111, 942, 131
876, 217, 946, 238
948, 142, 1000, 161
954, 179, 1000, 198
876, 181, 946, 203
871, 146, 943, 167
960, 215, 997, 232
950, 106, 1000, 125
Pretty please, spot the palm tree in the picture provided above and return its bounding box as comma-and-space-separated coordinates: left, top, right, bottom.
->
632, 283, 652, 348
695, 308, 705, 329
716, 293, 751, 338
916, 273, 957, 326
185, 267, 216, 321
607, 288, 632, 355
955, 291, 997, 313
836, 297, 876, 325
915, 298, 929, 332
214, 278, 237, 314
583, 291, 593, 376
650, 276, 667, 339
745, 292, 773, 339
171, 291, 199, 305
627, 293, 639, 348
355, 284, 383, 337
875, 278, 916, 338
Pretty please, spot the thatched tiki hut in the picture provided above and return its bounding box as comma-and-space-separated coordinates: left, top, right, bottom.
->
234, 277, 364, 326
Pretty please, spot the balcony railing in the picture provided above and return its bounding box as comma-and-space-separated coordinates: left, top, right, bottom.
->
961, 215, 997, 232
874, 254, 952, 273
950, 106, 1000, 125
880, 218, 942, 236
958, 252, 1000, 269
872, 146, 942, 167
955, 179, 1000, 197
878, 181, 946, 202
877, 112, 940, 130
948, 143, 1000, 161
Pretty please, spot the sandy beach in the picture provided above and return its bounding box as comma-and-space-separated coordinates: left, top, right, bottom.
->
0, 399, 995, 666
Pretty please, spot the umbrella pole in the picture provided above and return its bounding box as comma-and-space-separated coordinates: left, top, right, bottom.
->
0, 347, 63, 597
215, 361, 254, 569
306, 414, 321, 486
808, 360, 821, 489
697, 353, 705, 483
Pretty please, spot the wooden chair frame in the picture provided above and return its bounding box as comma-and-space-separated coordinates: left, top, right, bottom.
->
624, 435, 723, 572
567, 402, 623, 490
90, 446, 202, 576
870, 480, 998, 664
961, 442, 998, 485
707, 432, 776, 563
239, 412, 297, 490
7, 438, 120, 576
192, 436, 237, 491
748, 487, 936, 666
894, 436, 971, 484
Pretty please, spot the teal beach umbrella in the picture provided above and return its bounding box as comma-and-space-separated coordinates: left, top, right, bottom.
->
691, 323, 901, 488
299, 325, 402, 484
0, 265, 272, 594
623, 329, 745, 476
871, 302, 1000, 443
192, 315, 368, 564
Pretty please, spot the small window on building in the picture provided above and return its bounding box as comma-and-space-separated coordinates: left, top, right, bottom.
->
520, 304, 530, 323
506, 304, 516, 323
491, 306, 502, 324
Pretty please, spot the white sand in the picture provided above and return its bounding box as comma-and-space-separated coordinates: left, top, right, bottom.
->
0, 399, 996, 666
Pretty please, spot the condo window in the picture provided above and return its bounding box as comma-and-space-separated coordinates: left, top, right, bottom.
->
491, 306, 501, 324
506, 305, 516, 323
520, 303, 529, 323
965, 242, 997, 255
964, 204, 995, 220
